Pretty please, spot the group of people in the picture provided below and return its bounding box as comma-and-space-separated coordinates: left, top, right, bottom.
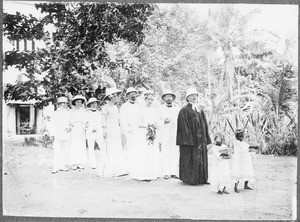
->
50, 86, 258, 194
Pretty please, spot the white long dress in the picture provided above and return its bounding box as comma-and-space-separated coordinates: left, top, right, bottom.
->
119, 101, 141, 176
210, 144, 231, 192
69, 107, 87, 165
231, 140, 254, 182
131, 105, 161, 180
97, 103, 127, 177
158, 104, 180, 177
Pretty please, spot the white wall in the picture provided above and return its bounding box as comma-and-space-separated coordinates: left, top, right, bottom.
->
3, 104, 16, 135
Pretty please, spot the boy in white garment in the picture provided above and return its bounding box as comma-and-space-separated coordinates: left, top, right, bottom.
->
158, 90, 180, 179
85, 97, 102, 169
51, 97, 72, 174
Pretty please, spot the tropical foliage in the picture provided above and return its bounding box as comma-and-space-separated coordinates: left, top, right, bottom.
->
3, 3, 298, 155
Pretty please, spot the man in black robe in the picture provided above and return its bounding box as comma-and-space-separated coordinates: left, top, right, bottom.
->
176, 87, 211, 185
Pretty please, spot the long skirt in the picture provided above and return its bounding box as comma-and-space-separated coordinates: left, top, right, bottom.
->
179, 145, 208, 185
68, 123, 87, 165
130, 128, 160, 180
97, 128, 127, 177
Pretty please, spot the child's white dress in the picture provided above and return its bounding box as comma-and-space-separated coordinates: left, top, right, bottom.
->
210, 144, 231, 192
231, 139, 254, 182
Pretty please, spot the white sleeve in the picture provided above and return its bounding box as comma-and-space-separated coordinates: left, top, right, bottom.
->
157, 106, 165, 129
49, 112, 57, 136
119, 105, 130, 133
101, 105, 108, 127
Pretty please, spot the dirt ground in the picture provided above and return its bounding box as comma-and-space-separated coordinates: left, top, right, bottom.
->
2, 137, 297, 220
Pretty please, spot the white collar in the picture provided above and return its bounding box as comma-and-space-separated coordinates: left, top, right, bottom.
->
189, 102, 198, 111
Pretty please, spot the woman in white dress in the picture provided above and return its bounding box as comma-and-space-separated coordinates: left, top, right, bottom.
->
97, 88, 127, 177
131, 92, 161, 181
69, 95, 87, 170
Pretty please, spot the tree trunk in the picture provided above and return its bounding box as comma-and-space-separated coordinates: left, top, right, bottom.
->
207, 55, 212, 96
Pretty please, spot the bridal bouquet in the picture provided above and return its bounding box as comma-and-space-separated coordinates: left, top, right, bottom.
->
146, 124, 157, 145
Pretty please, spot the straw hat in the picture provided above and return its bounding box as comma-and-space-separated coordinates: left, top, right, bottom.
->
57, 97, 68, 104
136, 86, 147, 93
71, 95, 86, 106
103, 88, 121, 101
185, 87, 198, 101
125, 87, 137, 96
87, 97, 100, 107
161, 89, 176, 101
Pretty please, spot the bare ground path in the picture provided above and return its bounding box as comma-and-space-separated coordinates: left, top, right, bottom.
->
3, 138, 297, 220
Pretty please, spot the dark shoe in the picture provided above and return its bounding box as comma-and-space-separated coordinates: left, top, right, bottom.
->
171, 175, 179, 179
234, 186, 240, 193
244, 185, 254, 190
204, 182, 210, 185
217, 190, 223, 194
222, 189, 230, 194
77, 165, 85, 169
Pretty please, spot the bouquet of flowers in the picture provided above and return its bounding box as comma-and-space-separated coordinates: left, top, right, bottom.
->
146, 124, 157, 145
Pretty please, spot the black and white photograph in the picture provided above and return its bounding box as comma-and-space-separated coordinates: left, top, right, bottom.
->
2, 1, 298, 220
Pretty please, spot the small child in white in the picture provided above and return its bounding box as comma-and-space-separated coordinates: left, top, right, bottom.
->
85, 97, 102, 169
232, 129, 259, 193
51, 97, 72, 174
210, 133, 231, 194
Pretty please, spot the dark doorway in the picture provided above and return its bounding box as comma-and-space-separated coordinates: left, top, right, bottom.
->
16, 105, 36, 135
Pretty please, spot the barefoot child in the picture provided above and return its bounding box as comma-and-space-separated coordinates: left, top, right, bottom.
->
210, 133, 231, 194
51, 97, 72, 173
85, 97, 102, 169
232, 129, 259, 193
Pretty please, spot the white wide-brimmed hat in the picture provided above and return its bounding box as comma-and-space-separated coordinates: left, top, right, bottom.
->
103, 88, 121, 101
87, 97, 100, 107
161, 89, 176, 101
71, 95, 86, 106
185, 87, 198, 101
57, 97, 68, 104
136, 86, 147, 93
126, 87, 137, 96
